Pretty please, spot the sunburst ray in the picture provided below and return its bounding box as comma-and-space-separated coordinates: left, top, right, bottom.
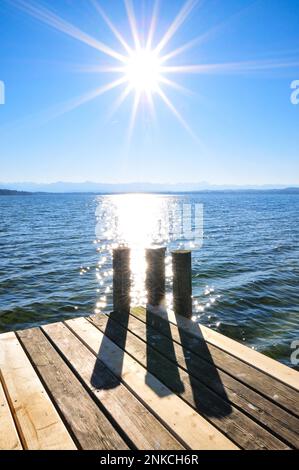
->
162, 59, 299, 75
160, 1, 263, 64
128, 91, 141, 141
107, 84, 133, 121
155, 0, 199, 54
125, 0, 141, 50
160, 36, 204, 64
146, 0, 160, 50
50, 77, 128, 121
9, 0, 127, 62
91, 0, 133, 55
145, 90, 156, 121
156, 86, 196, 139
73, 64, 125, 74
158, 76, 192, 96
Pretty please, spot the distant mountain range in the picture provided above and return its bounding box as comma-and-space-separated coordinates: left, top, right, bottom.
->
1, 181, 299, 194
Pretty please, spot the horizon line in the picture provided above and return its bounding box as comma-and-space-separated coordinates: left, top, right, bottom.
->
1, 181, 299, 188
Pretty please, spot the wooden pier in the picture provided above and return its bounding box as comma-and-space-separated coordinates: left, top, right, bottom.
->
0, 249, 298, 450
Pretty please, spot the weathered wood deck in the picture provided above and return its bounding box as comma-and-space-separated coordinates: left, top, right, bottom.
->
0, 306, 298, 450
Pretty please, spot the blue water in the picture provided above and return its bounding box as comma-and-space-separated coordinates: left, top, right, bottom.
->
0, 192, 298, 368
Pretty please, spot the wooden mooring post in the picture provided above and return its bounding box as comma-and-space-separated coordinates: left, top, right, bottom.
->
146, 247, 166, 308
113, 246, 193, 318
113, 247, 131, 313
172, 250, 192, 318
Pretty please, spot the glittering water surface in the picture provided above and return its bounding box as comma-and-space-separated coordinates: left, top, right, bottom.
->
0, 192, 298, 368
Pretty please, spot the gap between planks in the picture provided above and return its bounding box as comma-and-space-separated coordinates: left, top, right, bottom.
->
0, 378, 22, 450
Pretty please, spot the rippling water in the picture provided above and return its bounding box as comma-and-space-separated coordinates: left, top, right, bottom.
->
0, 192, 298, 368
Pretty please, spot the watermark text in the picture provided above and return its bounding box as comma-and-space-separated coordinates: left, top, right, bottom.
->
290, 340, 299, 366
290, 80, 299, 105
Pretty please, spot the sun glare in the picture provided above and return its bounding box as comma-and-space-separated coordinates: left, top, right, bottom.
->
124, 49, 162, 93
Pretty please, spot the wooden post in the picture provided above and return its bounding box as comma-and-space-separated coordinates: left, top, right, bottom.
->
113, 247, 131, 313
146, 247, 166, 307
172, 250, 192, 318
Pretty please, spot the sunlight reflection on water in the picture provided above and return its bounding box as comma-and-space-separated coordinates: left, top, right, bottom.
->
94, 194, 203, 311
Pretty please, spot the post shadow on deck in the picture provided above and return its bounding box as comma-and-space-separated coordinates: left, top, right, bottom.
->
91, 246, 232, 418
91, 247, 131, 389
171, 250, 232, 417
145, 248, 185, 396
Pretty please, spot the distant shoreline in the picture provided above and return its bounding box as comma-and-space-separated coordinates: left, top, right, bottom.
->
0, 189, 32, 196
1, 187, 299, 196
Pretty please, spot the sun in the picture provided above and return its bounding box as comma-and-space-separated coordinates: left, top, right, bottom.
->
124, 49, 162, 94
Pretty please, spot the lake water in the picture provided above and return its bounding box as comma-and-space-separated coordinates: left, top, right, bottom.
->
0, 192, 298, 369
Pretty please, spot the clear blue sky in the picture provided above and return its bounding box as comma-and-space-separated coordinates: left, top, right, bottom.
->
0, 0, 299, 185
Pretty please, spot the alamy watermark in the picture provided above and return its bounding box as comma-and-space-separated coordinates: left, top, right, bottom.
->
0, 80, 5, 105
290, 340, 299, 366
290, 80, 299, 105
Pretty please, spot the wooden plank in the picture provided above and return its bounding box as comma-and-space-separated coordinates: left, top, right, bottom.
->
0, 380, 22, 450
134, 307, 299, 391
17, 327, 128, 450
42, 322, 183, 451
89, 313, 290, 450
103, 310, 299, 449
65, 317, 239, 450
0, 332, 76, 450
